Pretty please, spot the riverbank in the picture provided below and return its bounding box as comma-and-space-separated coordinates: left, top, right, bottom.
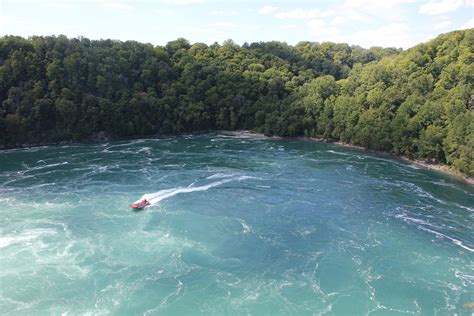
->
398, 156, 474, 185
220, 130, 474, 185
2, 129, 472, 185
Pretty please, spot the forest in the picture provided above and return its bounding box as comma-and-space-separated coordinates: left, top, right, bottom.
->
0, 29, 472, 175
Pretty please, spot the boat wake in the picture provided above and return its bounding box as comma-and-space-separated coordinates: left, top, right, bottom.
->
395, 213, 474, 252
137, 175, 257, 206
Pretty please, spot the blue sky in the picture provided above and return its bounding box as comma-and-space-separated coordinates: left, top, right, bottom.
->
1, 0, 473, 49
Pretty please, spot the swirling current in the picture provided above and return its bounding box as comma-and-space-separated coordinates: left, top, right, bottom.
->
1, 134, 473, 315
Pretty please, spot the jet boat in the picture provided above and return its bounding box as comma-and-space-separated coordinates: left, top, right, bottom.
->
129, 199, 150, 210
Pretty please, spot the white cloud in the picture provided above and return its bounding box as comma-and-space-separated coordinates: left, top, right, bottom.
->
156, 9, 174, 14
210, 9, 237, 16
340, 0, 416, 21
161, 0, 204, 5
419, 0, 465, 15
0, 15, 16, 29
258, 6, 278, 15
349, 23, 413, 48
307, 19, 339, 40
307, 20, 413, 48
273, 0, 413, 25
47, 3, 72, 9
271, 0, 419, 47
97, 0, 133, 9
433, 19, 451, 30
280, 24, 297, 29
186, 27, 224, 34
343, 0, 415, 9
209, 21, 236, 28
275, 9, 321, 19
330, 16, 346, 25
460, 18, 474, 29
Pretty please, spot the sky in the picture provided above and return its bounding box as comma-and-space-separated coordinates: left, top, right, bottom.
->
0, 0, 473, 49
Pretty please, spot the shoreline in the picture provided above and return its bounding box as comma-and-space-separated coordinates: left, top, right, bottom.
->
2, 130, 473, 186
220, 130, 474, 186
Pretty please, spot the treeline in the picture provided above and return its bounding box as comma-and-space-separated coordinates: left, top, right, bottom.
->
0, 30, 472, 175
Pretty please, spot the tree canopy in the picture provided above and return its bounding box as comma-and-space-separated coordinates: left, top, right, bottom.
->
0, 29, 472, 176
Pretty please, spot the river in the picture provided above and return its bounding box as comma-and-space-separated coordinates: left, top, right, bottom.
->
1, 134, 473, 314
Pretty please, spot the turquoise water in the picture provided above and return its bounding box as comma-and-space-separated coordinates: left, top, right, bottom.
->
1, 135, 473, 315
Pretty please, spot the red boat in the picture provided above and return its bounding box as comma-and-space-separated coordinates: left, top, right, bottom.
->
129, 199, 150, 209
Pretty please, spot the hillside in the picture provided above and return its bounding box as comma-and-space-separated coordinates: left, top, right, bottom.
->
0, 30, 472, 175
294, 30, 473, 176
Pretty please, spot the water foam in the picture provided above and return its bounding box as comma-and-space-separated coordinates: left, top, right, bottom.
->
395, 213, 474, 252
139, 176, 257, 206
0, 228, 58, 249
327, 150, 351, 156
206, 173, 237, 180
419, 226, 474, 252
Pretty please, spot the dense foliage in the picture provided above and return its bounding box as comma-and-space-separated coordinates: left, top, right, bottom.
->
0, 30, 472, 175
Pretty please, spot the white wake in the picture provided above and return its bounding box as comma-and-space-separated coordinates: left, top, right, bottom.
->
135, 175, 256, 206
